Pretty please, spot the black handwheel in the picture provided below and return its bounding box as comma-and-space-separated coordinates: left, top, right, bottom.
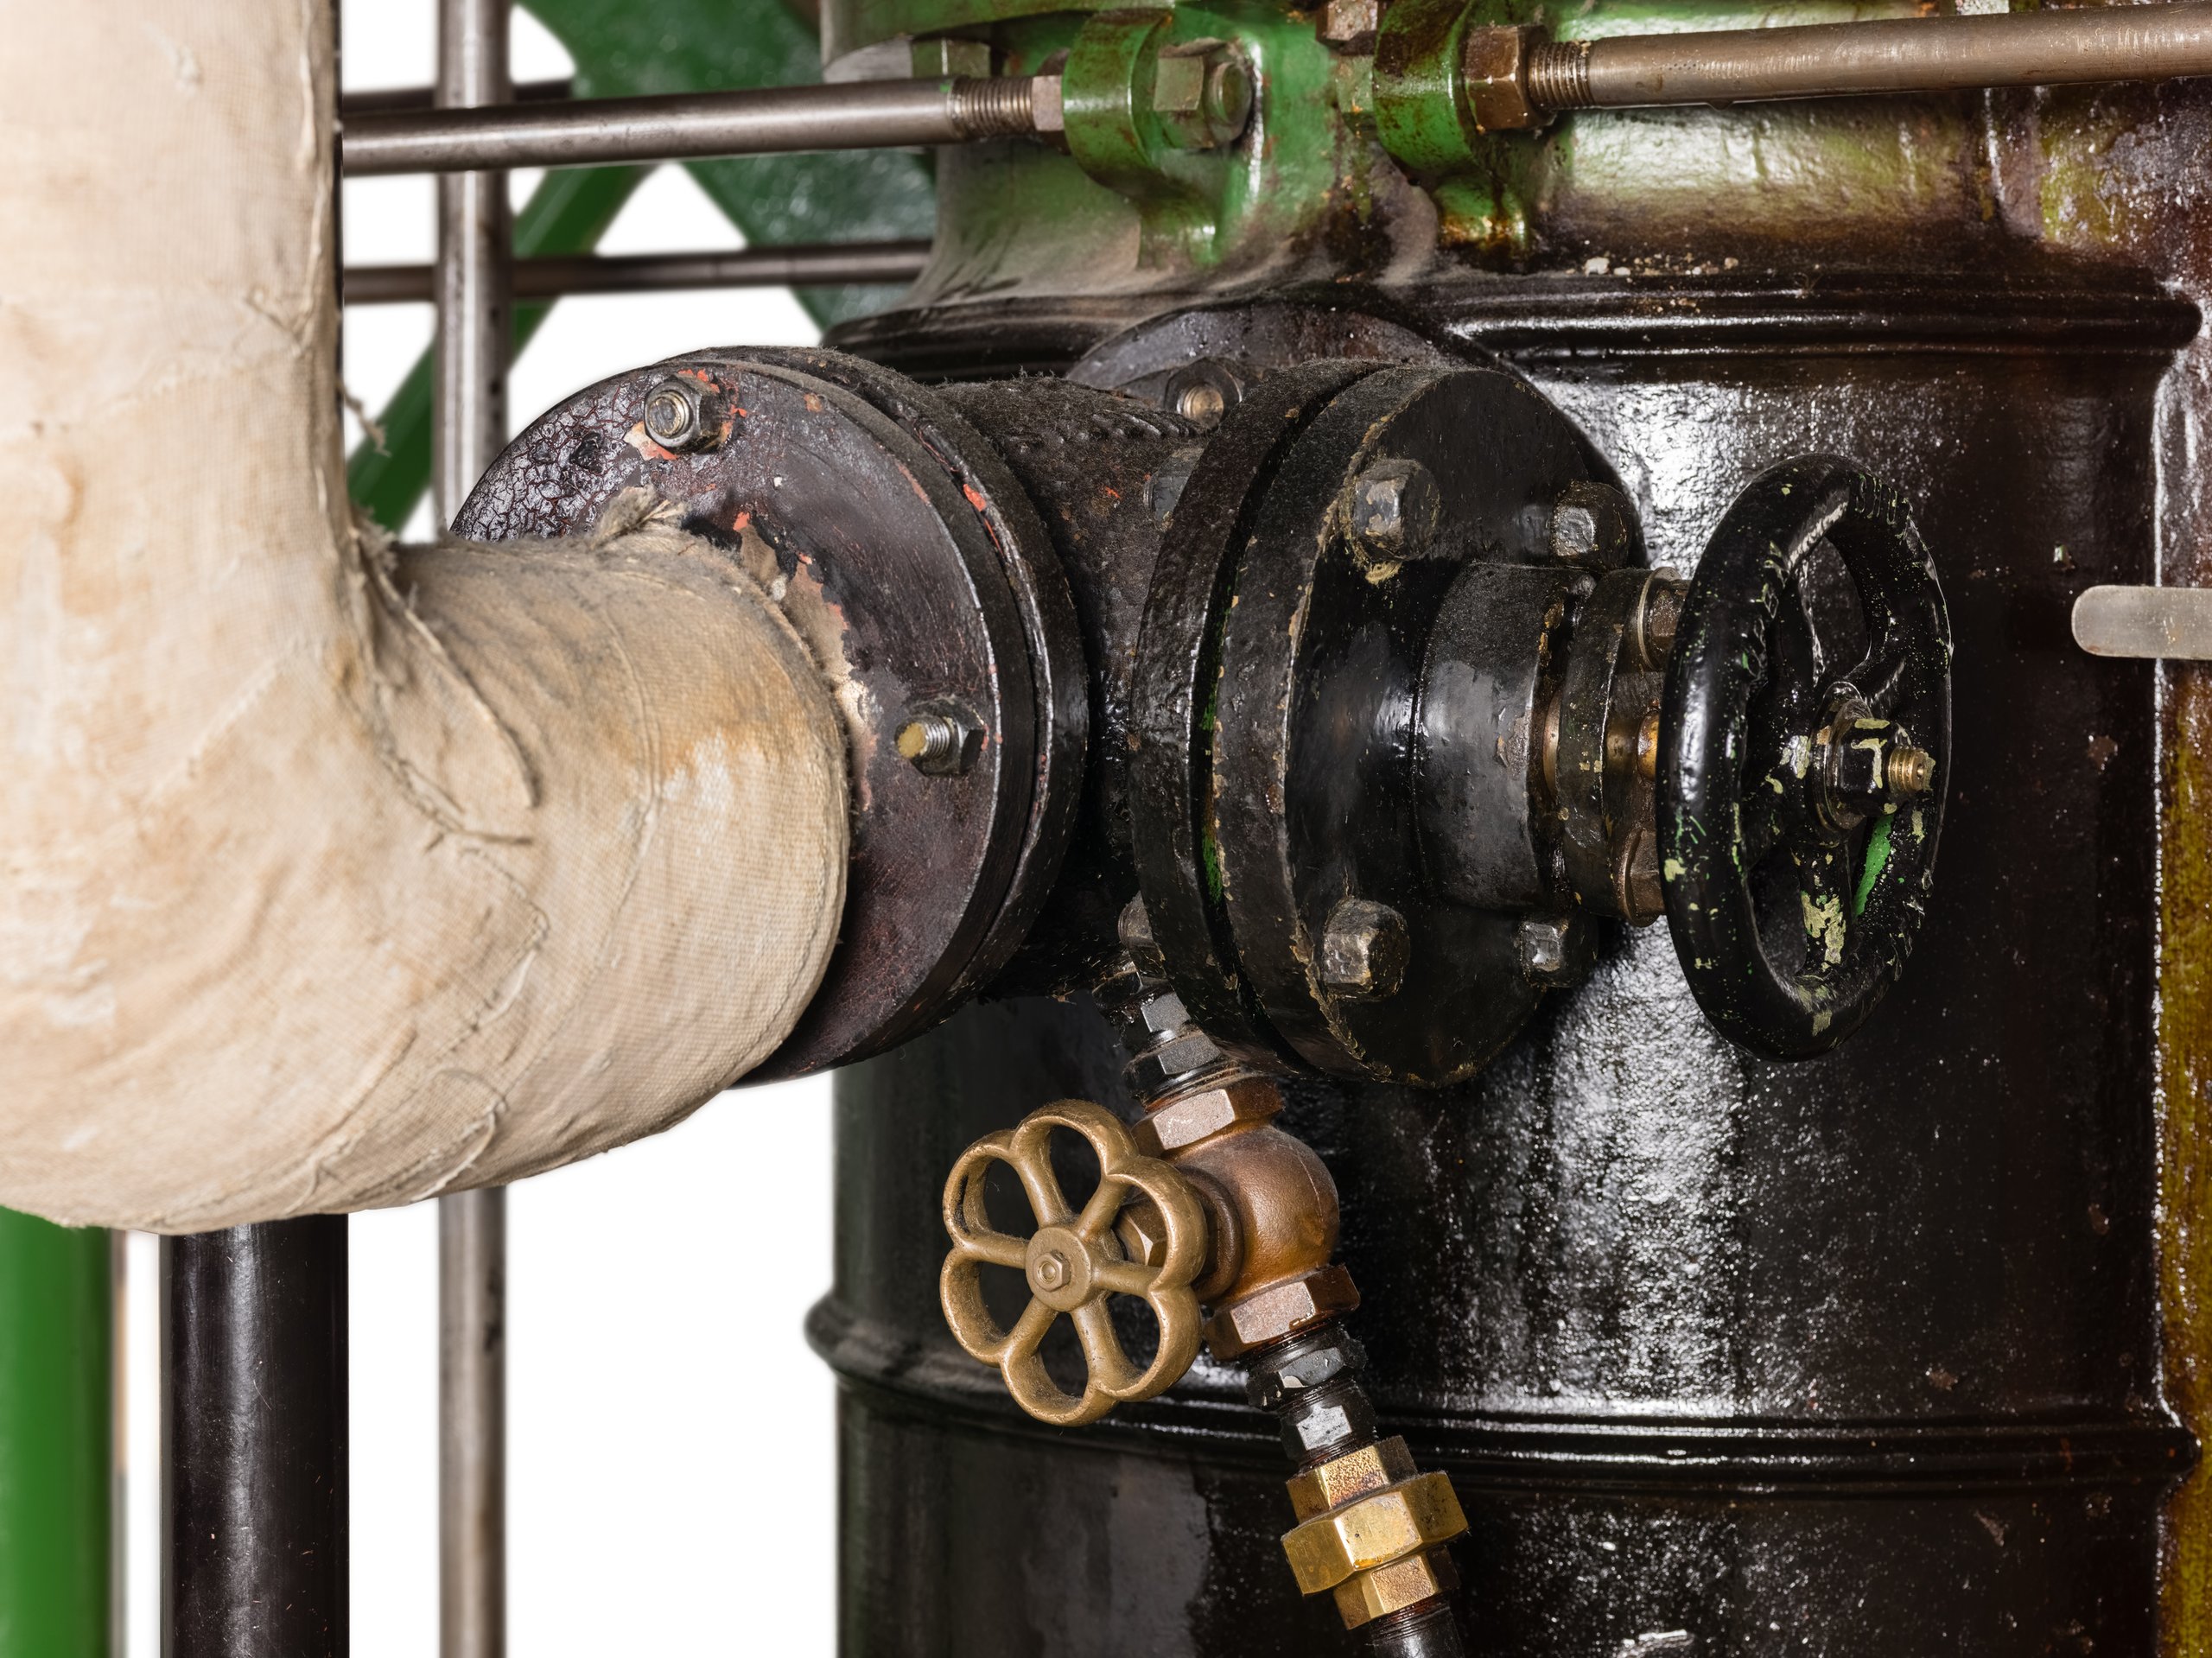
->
1657, 456, 1952, 1059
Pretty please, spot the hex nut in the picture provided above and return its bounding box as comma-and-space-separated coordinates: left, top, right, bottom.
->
643, 378, 709, 451
1548, 478, 1637, 568
1247, 1329, 1369, 1412
1154, 43, 1253, 149
1332, 1547, 1460, 1629
1319, 0, 1379, 54
1135, 1075, 1282, 1157
1346, 460, 1441, 565
896, 704, 984, 777
1287, 1435, 1418, 1521
1280, 1471, 1470, 1595
1126, 1030, 1228, 1101
1205, 1262, 1360, 1358
1516, 912, 1595, 988
1460, 24, 1546, 133
1319, 897, 1411, 1001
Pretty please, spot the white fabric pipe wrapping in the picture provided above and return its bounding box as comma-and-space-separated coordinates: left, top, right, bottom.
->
0, 0, 849, 1229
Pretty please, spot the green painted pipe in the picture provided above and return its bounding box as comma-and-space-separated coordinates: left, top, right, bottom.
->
0, 1210, 109, 1658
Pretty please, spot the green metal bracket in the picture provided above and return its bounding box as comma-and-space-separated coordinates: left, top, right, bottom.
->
0, 1210, 108, 1658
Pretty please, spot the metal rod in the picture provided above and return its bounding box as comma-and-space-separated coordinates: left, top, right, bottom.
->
340, 76, 569, 116
439, 1190, 505, 1658
345, 239, 932, 303
1529, 2, 2212, 114
433, 7, 508, 1658
341, 76, 1041, 175
163, 1220, 347, 1658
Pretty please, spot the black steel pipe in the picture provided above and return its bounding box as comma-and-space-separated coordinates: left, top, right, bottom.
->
343, 241, 933, 303
163, 1219, 347, 1658
1529, 1, 2212, 113
340, 77, 1040, 176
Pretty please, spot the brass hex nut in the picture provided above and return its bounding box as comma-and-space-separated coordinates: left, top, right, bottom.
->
1287, 1435, 1417, 1521
1460, 24, 1545, 133
1135, 1075, 1282, 1157
1332, 1547, 1460, 1629
1204, 1262, 1359, 1358
1281, 1471, 1469, 1595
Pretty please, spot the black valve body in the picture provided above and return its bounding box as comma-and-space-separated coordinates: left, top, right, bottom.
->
812, 270, 2194, 1655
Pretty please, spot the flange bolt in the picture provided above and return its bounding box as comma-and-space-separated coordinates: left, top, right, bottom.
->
642, 378, 714, 452
1319, 898, 1410, 1001
897, 705, 984, 777
1886, 745, 1936, 797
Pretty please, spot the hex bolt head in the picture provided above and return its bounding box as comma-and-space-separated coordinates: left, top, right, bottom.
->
1153, 44, 1254, 150
1548, 479, 1637, 569
1319, 898, 1410, 1001
896, 704, 984, 777
1516, 912, 1593, 988
642, 378, 708, 450
1346, 459, 1441, 566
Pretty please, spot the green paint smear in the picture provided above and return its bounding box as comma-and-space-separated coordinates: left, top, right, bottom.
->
1853, 811, 1895, 918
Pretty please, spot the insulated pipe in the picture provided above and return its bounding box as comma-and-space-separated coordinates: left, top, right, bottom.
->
1526, 2, 2212, 114
0, 0, 849, 1229
340, 77, 1044, 176
342, 242, 934, 303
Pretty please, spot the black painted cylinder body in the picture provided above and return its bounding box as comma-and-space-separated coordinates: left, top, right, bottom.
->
816, 272, 2197, 1654
164, 1217, 348, 1658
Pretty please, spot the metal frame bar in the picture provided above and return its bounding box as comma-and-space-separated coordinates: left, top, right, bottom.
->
432, 5, 510, 1657
340, 75, 1040, 175
344, 240, 931, 303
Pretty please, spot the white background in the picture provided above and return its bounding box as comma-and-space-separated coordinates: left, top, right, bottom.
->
118, 7, 842, 1652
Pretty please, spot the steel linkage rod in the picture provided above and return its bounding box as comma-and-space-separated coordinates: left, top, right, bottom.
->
344, 240, 931, 304
341, 76, 1042, 176
1524, 0, 2212, 117
432, 3, 509, 1657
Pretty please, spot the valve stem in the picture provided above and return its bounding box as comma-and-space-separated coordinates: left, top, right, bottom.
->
1100, 899, 1471, 1655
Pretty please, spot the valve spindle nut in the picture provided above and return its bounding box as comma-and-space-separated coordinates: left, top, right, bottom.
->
1319, 898, 1410, 1001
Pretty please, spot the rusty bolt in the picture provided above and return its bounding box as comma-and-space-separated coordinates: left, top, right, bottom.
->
897, 705, 983, 777
1319, 897, 1410, 1001
643, 378, 709, 450
1887, 745, 1936, 797
1176, 379, 1227, 425
1346, 460, 1442, 566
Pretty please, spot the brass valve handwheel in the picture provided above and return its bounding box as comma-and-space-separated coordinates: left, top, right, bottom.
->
940, 1099, 1207, 1427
